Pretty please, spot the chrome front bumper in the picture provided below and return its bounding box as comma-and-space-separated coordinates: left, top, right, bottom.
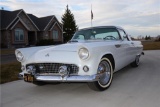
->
19, 73, 100, 82
35, 74, 100, 82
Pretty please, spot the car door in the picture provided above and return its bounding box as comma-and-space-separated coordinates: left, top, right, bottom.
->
118, 29, 135, 64
106, 28, 129, 71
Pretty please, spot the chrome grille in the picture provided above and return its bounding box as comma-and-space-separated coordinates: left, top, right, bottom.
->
26, 63, 79, 74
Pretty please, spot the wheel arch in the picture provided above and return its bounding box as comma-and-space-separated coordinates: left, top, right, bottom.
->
101, 54, 115, 71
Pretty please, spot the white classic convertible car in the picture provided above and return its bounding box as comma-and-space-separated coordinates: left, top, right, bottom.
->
15, 26, 144, 91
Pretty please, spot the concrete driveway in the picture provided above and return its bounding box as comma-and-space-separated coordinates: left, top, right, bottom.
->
1, 50, 160, 107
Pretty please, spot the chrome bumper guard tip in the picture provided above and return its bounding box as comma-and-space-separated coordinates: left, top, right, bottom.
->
35, 74, 100, 82
18, 73, 24, 80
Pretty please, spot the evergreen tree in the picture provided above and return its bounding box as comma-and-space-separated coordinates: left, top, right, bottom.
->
148, 36, 151, 40
61, 5, 78, 42
145, 35, 148, 40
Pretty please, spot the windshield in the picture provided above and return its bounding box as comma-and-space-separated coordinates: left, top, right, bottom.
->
72, 28, 120, 41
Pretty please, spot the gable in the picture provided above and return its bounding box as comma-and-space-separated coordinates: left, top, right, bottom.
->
28, 14, 54, 31
49, 22, 62, 31
9, 19, 30, 30
46, 17, 62, 31
0, 9, 21, 30
1, 9, 62, 32
18, 10, 39, 31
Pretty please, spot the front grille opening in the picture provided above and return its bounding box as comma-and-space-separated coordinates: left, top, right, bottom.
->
26, 63, 79, 75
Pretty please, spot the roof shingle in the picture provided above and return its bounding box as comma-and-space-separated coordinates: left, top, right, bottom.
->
0, 9, 55, 31
0, 9, 22, 30
28, 14, 54, 31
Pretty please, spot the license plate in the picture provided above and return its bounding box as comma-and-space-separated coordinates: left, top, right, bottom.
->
24, 74, 34, 82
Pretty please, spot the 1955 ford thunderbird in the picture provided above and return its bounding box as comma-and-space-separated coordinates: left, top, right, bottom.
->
15, 26, 144, 91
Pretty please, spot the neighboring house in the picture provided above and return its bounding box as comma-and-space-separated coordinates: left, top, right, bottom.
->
0, 9, 63, 48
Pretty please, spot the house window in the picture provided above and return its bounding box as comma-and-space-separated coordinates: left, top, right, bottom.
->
53, 30, 58, 39
15, 28, 24, 41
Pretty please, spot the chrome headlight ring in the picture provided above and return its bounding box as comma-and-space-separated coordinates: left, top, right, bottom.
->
78, 48, 89, 60
16, 50, 24, 62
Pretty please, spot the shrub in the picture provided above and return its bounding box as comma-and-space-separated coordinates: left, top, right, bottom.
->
1, 43, 7, 48
36, 39, 54, 46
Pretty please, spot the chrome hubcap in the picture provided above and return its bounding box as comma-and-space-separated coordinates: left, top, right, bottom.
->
98, 61, 111, 85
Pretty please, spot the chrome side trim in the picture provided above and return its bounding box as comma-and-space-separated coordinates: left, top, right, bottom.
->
35, 74, 100, 82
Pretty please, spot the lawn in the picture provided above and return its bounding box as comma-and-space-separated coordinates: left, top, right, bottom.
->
1, 49, 15, 55
142, 41, 160, 50
0, 61, 21, 84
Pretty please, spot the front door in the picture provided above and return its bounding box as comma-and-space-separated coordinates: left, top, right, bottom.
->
28, 31, 36, 45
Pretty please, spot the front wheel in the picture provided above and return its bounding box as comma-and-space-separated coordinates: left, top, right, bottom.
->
88, 57, 113, 91
33, 81, 46, 86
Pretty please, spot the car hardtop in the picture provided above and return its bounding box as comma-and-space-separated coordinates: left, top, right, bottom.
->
78, 26, 125, 32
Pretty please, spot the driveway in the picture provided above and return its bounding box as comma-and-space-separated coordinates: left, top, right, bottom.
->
1, 50, 160, 107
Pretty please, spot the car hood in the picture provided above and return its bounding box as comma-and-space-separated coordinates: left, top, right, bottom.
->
36, 40, 115, 53
38, 43, 81, 52
20, 40, 117, 63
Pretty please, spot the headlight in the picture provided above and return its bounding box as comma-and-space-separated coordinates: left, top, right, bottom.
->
78, 48, 89, 60
16, 51, 24, 61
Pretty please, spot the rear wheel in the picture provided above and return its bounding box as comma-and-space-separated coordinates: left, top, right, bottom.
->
88, 57, 113, 91
131, 55, 140, 67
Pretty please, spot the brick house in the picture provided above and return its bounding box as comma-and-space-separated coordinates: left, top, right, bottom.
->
0, 9, 63, 48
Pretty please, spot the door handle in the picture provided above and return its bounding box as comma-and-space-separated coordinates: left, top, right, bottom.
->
131, 42, 134, 44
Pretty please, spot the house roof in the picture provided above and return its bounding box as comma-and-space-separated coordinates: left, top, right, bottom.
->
0, 9, 22, 30
1, 9, 61, 31
28, 14, 54, 31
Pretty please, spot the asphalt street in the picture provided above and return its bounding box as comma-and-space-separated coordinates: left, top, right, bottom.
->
1, 50, 160, 107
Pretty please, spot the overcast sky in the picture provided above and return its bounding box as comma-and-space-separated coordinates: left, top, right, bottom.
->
1, 0, 160, 37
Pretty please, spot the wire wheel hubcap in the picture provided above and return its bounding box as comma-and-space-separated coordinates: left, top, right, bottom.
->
98, 60, 111, 85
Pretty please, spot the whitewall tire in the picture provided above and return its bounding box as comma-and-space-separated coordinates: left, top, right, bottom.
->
88, 57, 113, 91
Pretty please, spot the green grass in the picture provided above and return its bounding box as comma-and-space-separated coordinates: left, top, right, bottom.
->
142, 41, 160, 50
0, 61, 21, 84
1, 49, 15, 55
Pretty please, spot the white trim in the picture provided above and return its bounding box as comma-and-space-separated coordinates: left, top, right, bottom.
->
49, 22, 56, 31
10, 18, 20, 30
6, 9, 23, 30
53, 16, 63, 29
10, 17, 30, 30
44, 16, 54, 31
49, 22, 63, 31
20, 10, 40, 31
18, 18, 30, 30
